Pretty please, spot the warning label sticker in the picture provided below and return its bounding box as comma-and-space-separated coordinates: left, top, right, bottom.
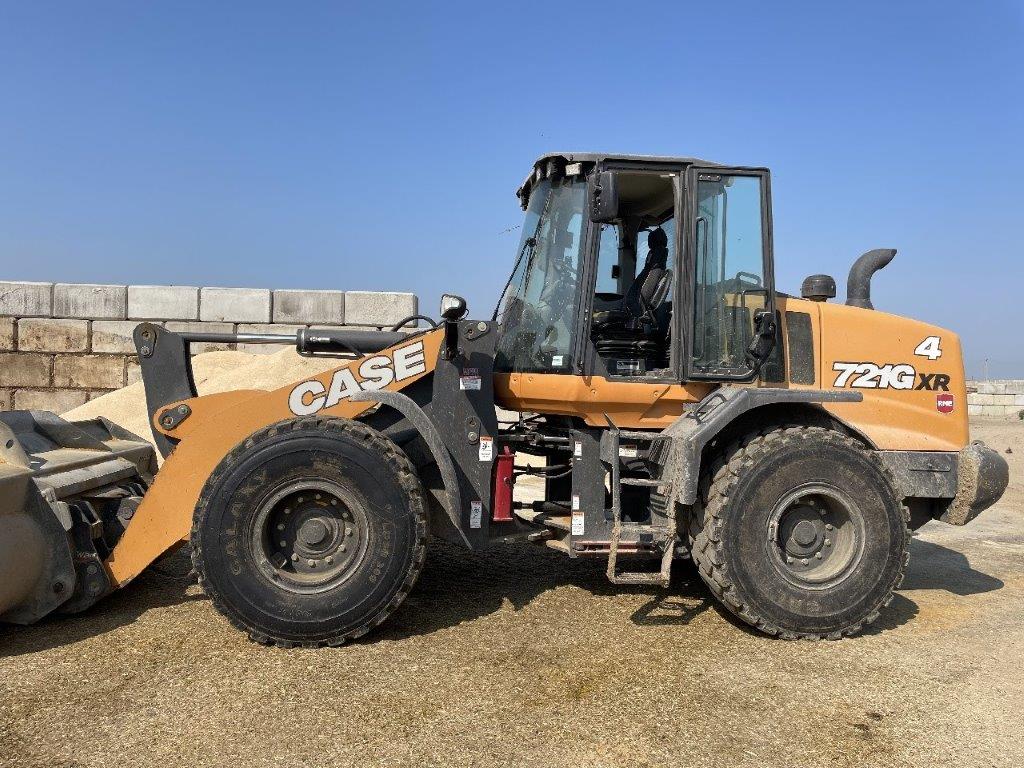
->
478, 436, 493, 461
469, 501, 483, 528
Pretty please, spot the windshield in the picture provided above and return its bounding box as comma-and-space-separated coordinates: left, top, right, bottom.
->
494, 178, 586, 372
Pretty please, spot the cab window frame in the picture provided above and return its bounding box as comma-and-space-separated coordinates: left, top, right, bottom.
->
680, 165, 776, 383
576, 161, 686, 383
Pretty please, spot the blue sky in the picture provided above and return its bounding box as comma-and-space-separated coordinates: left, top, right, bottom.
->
1, 1, 1021, 377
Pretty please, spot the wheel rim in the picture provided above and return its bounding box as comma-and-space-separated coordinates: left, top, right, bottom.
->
249, 479, 370, 594
766, 483, 866, 589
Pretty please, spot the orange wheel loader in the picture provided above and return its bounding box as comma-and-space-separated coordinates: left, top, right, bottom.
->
0, 153, 1009, 645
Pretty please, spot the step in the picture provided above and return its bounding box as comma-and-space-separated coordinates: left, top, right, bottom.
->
513, 508, 572, 532
620, 477, 665, 488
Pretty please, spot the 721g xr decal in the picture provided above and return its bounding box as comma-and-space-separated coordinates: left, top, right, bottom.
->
832, 362, 950, 391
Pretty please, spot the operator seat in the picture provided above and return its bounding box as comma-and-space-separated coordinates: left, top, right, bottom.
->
593, 227, 672, 330
592, 227, 673, 370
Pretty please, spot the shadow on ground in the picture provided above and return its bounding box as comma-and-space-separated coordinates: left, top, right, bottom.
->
900, 538, 1004, 595
1, 531, 1005, 654
0, 550, 204, 657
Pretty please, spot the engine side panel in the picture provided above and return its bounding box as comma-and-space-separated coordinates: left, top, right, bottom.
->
811, 300, 969, 452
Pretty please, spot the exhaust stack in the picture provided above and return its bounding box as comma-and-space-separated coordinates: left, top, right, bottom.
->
846, 248, 896, 310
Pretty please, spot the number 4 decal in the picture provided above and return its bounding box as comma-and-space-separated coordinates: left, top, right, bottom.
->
914, 336, 942, 360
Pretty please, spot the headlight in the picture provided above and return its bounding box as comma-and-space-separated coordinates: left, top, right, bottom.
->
440, 294, 468, 321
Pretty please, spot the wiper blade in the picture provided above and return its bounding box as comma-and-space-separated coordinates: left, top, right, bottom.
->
493, 234, 540, 319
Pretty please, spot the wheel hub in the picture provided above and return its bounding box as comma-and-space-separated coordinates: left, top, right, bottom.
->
251, 481, 369, 593
767, 484, 865, 588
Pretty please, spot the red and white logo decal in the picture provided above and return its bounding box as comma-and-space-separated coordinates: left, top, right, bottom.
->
936, 393, 954, 414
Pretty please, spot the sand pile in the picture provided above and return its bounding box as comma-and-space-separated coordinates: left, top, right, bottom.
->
65, 348, 345, 447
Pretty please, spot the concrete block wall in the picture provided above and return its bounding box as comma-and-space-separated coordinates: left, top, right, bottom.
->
967, 380, 1024, 418
0, 281, 417, 413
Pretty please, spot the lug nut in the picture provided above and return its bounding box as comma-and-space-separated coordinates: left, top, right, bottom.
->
291, 553, 299, 562
277, 523, 285, 531
825, 524, 834, 531
786, 556, 793, 563
315, 493, 322, 500
331, 499, 338, 506
824, 538, 832, 547
308, 559, 316, 567
297, 496, 304, 503
325, 556, 334, 564
279, 540, 287, 548
801, 558, 809, 565
815, 552, 823, 559
284, 508, 291, 515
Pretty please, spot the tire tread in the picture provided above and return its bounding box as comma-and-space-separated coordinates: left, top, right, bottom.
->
688, 424, 909, 640
190, 416, 428, 648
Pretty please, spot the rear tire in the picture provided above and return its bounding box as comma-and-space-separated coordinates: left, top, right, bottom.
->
688, 425, 908, 639
191, 416, 427, 648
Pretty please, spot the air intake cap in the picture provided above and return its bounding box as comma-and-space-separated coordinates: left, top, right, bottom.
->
800, 274, 837, 302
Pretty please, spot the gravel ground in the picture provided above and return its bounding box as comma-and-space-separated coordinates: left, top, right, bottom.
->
1, 419, 1022, 768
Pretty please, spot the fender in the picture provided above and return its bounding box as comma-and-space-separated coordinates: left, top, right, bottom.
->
351, 389, 470, 547
664, 387, 863, 505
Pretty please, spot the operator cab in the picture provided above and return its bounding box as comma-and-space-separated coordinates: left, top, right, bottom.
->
494, 153, 777, 384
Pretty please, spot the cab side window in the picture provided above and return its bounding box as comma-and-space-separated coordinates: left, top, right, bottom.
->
692, 174, 767, 374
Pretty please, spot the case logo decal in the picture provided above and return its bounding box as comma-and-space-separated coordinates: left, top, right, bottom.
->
288, 341, 426, 416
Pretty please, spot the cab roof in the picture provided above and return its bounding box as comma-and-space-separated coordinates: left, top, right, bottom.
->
517, 151, 721, 207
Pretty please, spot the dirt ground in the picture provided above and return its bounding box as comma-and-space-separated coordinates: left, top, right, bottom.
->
2, 418, 1022, 768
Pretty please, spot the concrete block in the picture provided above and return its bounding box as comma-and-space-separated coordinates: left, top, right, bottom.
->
0, 318, 13, 350
126, 358, 142, 385
16, 318, 89, 353
200, 287, 271, 323
0, 281, 52, 317
0, 353, 51, 387
128, 285, 199, 320
344, 291, 417, 327
53, 283, 127, 319
88, 389, 115, 401
164, 321, 235, 353
0, 388, 11, 410
15, 388, 89, 413
1015, 394, 1024, 406
968, 404, 983, 416
973, 382, 995, 394
979, 404, 1010, 417
92, 320, 143, 354
53, 355, 125, 389
236, 323, 304, 354
272, 290, 344, 325
970, 394, 995, 406
992, 393, 1016, 406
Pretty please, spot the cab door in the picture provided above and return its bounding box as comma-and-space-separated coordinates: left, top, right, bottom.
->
683, 166, 775, 382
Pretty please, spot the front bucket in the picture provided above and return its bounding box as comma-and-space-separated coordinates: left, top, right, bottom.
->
0, 411, 156, 624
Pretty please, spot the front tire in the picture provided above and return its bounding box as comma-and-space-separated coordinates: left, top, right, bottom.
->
688, 425, 908, 639
191, 416, 427, 648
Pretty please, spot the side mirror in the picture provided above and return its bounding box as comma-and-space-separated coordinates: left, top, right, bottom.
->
588, 171, 619, 223
745, 309, 777, 373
